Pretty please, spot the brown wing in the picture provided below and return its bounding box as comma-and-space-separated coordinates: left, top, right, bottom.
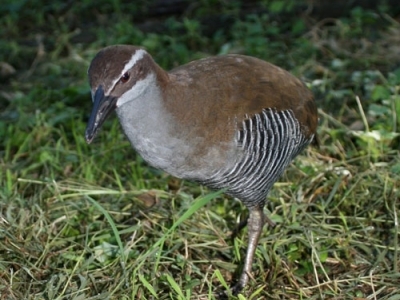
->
163, 54, 317, 147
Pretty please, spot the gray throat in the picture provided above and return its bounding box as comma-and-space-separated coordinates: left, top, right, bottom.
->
115, 84, 181, 175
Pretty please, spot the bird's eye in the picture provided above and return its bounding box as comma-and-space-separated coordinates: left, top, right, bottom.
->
120, 72, 130, 83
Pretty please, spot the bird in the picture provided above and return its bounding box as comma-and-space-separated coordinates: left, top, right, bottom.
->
84, 45, 318, 295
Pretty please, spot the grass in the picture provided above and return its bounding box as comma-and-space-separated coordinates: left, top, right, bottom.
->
1, 0, 400, 299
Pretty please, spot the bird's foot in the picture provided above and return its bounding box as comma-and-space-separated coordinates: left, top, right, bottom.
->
231, 282, 244, 296
215, 282, 244, 299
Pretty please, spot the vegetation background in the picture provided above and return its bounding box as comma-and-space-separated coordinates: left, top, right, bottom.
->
1, 0, 400, 299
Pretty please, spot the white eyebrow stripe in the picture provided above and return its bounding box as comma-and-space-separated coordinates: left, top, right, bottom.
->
106, 49, 147, 95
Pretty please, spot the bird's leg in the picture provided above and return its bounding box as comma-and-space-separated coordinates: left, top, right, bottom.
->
231, 210, 275, 240
231, 205, 265, 295
230, 217, 249, 240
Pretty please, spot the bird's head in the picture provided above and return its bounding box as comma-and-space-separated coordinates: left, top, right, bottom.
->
85, 45, 155, 143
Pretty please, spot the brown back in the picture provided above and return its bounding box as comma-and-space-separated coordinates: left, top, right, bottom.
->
161, 55, 317, 147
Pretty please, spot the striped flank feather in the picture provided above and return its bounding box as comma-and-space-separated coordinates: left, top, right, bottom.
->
201, 108, 313, 207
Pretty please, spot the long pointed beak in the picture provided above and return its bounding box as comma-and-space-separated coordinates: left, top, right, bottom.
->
85, 86, 117, 143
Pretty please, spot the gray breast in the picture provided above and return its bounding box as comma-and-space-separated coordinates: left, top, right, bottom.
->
200, 108, 313, 207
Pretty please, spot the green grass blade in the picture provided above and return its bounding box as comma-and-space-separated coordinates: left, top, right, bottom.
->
138, 274, 158, 298
85, 195, 126, 267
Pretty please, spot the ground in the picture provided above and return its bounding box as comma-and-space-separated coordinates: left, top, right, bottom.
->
1, 1, 400, 299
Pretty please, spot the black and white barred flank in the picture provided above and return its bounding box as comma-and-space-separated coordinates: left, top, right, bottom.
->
201, 108, 313, 207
